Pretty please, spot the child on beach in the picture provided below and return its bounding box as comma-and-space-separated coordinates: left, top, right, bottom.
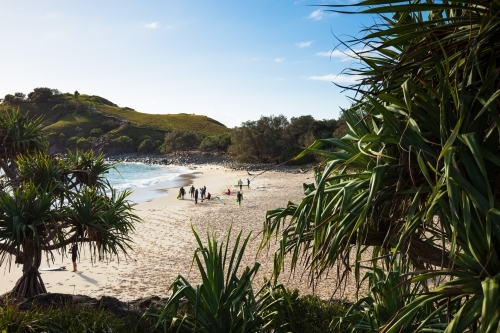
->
236, 191, 243, 206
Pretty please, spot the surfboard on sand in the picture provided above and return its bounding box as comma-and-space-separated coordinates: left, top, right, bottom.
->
39, 266, 66, 271
215, 196, 225, 205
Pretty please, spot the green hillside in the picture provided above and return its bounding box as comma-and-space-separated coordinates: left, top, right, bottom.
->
1, 90, 230, 154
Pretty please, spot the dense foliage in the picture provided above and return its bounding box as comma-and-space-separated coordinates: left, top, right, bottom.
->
229, 115, 342, 163
264, 288, 347, 333
262, 0, 500, 331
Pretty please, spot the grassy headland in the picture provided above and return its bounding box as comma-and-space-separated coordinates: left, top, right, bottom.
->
1, 90, 229, 154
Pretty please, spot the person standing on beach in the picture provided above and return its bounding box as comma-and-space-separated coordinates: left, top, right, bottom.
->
179, 187, 186, 199
194, 189, 199, 204
239, 179, 243, 190
247, 178, 251, 189
190, 185, 195, 198
236, 191, 243, 206
70, 242, 78, 272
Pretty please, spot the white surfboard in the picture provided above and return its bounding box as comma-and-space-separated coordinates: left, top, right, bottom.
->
39, 266, 66, 271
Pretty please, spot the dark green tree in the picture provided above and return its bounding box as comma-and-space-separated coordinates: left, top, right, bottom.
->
28, 87, 54, 103
162, 130, 202, 152
262, 1, 500, 331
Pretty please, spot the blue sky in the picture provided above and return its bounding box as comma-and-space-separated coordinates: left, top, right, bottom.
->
0, 1, 368, 128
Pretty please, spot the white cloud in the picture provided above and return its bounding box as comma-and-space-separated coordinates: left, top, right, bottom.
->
274, 58, 285, 63
308, 9, 324, 20
145, 22, 159, 29
307, 74, 364, 84
317, 49, 368, 61
296, 41, 314, 48
275, 77, 284, 81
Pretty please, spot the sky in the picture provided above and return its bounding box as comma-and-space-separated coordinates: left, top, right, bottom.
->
0, 1, 369, 128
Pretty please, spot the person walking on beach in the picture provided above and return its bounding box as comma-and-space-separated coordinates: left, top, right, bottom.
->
236, 191, 243, 206
190, 185, 195, 198
238, 179, 243, 190
179, 186, 186, 199
70, 242, 78, 272
247, 178, 251, 189
194, 189, 199, 204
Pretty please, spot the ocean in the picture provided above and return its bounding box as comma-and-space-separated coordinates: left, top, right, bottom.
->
106, 162, 195, 203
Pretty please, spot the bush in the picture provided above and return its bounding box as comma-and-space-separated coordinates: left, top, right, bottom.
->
28, 87, 54, 103
199, 133, 231, 152
161, 130, 202, 152
76, 137, 92, 150
111, 135, 133, 152
138, 139, 155, 153
66, 136, 79, 147
265, 289, 348, 333
102, 119, 120, 132
90, 128, 103, 137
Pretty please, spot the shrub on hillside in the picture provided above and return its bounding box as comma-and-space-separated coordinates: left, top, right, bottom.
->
90, 128, 103, 137
111, 135, 133, 152
138, 139, 155, 153
76, 137, 92, 150
66, 136, 79, 148
199, 133, 231, 152
102, 119, 120, 132
161, 130, 202, 152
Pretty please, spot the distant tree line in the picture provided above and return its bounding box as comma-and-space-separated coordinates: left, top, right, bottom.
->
2, 87, 62, 105
161, 114, 346, 164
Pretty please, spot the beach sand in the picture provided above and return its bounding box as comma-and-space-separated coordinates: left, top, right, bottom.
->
0, 165, 365, 302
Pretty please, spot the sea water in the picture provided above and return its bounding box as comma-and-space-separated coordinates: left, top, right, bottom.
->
106, 162, 194, 203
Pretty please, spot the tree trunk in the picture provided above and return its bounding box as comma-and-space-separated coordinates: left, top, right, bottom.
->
11, 240, 46, 299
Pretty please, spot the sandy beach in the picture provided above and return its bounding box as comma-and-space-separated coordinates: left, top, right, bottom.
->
0, 165, 363, 302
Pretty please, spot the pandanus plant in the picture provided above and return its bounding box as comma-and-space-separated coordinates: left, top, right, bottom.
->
147, 226, 282, 333
261, 1, 500, 331
0, 109, 139, 299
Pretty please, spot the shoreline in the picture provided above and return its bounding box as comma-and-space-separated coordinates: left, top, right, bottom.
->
0, 163, 365, 303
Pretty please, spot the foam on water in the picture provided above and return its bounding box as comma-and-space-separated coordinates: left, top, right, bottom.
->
106, 162, 194, 201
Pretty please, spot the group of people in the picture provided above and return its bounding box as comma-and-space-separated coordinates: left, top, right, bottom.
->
179, 185, 211, 204
179, 177, 251, 207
